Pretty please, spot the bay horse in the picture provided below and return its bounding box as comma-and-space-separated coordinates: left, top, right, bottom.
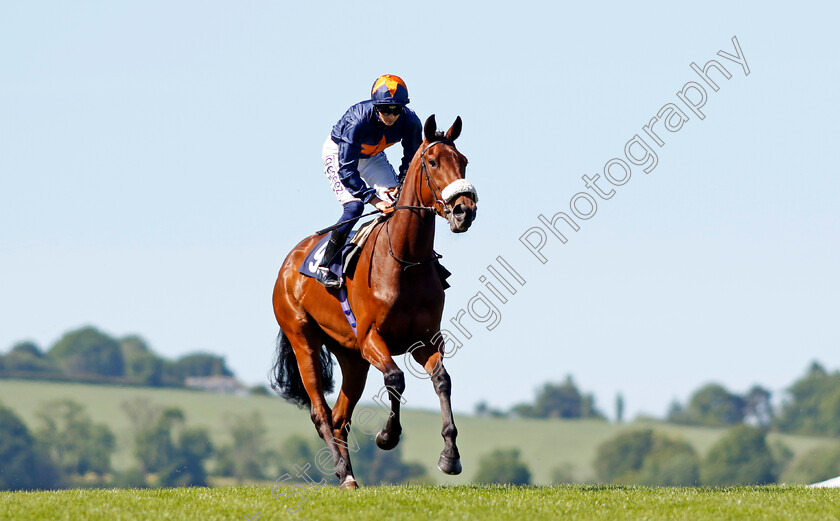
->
271, 115, 477, 489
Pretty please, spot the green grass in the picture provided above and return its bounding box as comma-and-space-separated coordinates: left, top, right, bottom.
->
0, 379, 836, 484
2, 485, 839, 521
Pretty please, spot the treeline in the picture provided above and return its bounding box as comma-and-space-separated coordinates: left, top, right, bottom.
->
467, 361, 840, 486
667, 361, 840, 436
464, 426, 840, 487
479, 361, 840, 439
475, 375, 607, 420
592, 422, 840, 486
0, 398, 429, 491
0, 326, 234, 387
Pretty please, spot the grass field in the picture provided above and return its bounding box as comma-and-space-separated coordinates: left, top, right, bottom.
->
0, 379, 836, 484
2, 485, 839, 521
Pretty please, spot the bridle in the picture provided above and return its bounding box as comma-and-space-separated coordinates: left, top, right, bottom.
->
390, 140, 449, 216
418, 140, 454, 218
386, 140, 476, 269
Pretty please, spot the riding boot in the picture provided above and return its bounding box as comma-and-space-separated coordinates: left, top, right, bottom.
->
315, 231, 348, 288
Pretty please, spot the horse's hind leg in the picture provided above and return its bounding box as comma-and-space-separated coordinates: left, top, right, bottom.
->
328, 346, 369, 489
410, 342, 462, 475
282, 326, 350, 484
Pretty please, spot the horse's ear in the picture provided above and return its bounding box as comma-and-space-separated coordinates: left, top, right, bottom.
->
445, 116, 462, 141
424, 115, 437, 142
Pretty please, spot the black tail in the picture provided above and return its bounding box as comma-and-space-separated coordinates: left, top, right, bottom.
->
270, 329, 334, 409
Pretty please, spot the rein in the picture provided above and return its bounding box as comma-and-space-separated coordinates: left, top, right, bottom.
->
385, 217, 443, 270
313, 204, 434, 235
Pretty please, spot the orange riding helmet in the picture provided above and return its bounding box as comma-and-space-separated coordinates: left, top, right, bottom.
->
370, 74, 410, 106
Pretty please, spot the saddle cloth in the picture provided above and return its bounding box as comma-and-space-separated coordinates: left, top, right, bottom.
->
298, 218, 383, 282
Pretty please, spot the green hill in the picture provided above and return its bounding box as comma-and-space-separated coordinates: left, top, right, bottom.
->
0, 379, 834, 484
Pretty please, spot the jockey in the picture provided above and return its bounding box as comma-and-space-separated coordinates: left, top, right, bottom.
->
316, 74, 423, 288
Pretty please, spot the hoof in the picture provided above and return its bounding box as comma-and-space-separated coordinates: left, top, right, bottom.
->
339, 477, 358, 490
437, 454, 462, 475
375, 429, 401, 450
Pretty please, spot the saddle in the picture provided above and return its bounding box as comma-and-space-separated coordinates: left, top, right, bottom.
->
297, 218, 382, 283
298, 217, 450, 289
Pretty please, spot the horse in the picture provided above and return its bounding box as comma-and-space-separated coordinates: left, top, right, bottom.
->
270, 115, 478, 489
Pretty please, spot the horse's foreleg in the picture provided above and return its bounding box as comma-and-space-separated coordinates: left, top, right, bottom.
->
411, 346, 462, 475
329, 349, 369, 489
361, 329, 404, 451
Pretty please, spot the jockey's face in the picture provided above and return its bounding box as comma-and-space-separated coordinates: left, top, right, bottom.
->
376, 108, 401, 126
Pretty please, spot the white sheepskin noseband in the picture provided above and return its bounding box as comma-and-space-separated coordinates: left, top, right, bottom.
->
441, 179, 478, 203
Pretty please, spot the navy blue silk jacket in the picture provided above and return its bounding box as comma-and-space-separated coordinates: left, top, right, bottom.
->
330, 100, 422, 203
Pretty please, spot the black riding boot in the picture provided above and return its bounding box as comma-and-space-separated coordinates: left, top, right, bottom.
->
315, 231, 348, 288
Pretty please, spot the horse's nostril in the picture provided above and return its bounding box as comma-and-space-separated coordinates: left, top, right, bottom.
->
453, 204, 466, 217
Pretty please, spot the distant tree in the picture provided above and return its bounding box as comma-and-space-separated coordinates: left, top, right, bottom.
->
537, 377, 595, 418
122, 399, 214, 487
666, 400, 685, 421
594, 429, 700, 486
2, 341, 58, 373
510, 403, 537, 418
806, 360, 828, 378
780, 442, 840, 484
0, 402, 61, 490
8, 341, 42, 358
595, 429, 653, 483
474, 401, 507, 418
174, 353, 234, 379
126, 354, 164, 386
141, 407, 186, 473
280, 435, 318, 464
113, 467, 149, 489
119, 335, 152, 359
249, 384, 271, 396
635, 436, 700, 486
34, 399, 115, 478
615, 393, 625, 423
268, 434, 321, 481
511, 376, 605, 419
123, 399, 184, 473
668, 383, 745, 426
48, 326, 124, 377
120, 336, 164, 386
774, 362, 840, 436
161, 360, 185, 386
473, 448, 532, 485
744, 385, 774, 427
768, 438, 794, 481
212, 446, 236, 478
701, 425, 777, 485
535, 377, 583, 418
158, 426, 213, 487
217, 411, 270, 482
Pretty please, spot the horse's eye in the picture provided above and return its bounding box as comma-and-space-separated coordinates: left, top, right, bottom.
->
428, 159, 437, 168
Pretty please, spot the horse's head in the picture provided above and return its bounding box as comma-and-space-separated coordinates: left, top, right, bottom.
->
415, 115, 478, 233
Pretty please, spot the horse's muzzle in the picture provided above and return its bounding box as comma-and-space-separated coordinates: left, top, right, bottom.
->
449, 200, 476, 233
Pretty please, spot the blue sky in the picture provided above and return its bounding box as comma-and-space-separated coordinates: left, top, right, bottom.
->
2, 1, 838, 419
